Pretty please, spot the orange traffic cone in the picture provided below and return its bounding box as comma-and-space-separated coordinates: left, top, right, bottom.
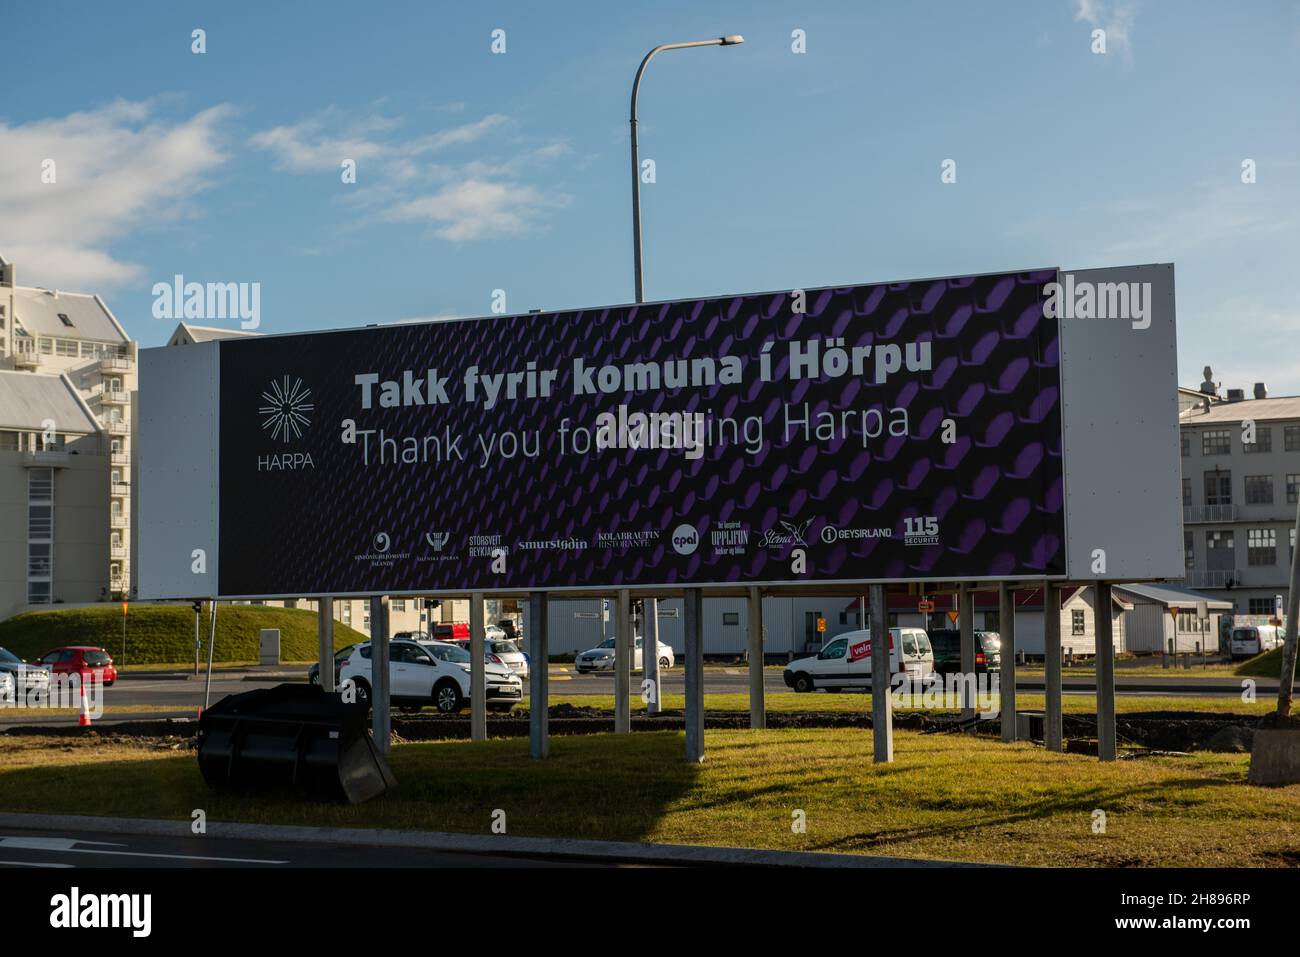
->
78, 675, 92, 727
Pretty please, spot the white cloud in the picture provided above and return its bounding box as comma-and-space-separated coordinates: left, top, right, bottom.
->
385, 179, 569, 241
0, 99, 231, 288
1074, 0, 1138, 61
249, 110, 508, 174
251, 109, 570, 242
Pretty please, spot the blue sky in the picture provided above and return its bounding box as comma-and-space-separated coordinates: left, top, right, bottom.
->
2, 0, 1298, 391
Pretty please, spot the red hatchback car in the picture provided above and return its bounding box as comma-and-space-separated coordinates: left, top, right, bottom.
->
36, 647, 117, 686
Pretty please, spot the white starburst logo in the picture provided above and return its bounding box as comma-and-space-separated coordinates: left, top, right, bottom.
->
258, 376, 314, 443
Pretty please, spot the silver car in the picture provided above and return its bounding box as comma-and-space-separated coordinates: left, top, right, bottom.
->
575, 637, 675, 673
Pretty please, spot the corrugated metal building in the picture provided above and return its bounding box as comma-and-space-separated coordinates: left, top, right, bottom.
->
1114, 582, 1231, 654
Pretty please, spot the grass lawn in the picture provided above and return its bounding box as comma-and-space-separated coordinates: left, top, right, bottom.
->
0, 727, 1296, 866
0, 605, 366, 666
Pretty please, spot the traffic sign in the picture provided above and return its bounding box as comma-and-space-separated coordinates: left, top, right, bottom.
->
918, 599, 935, 613
946, 610, 959, 625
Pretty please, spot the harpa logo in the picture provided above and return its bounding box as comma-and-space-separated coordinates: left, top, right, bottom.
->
259, 376, 314, 443
671, 523, 699, 556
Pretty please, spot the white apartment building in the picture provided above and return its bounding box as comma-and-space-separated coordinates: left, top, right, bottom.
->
0, 370, 112, 619
0, 255, 137, 611
1179, 373, 1300, 618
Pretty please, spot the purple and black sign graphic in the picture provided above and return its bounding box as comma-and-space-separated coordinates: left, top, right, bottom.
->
217, 269, 1066, 595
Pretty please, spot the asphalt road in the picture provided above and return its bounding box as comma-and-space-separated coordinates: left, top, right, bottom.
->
0, 826, 595, 868
0, 665, 1270, 728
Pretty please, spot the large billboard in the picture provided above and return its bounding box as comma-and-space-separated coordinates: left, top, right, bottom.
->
139, 264, 1184, 599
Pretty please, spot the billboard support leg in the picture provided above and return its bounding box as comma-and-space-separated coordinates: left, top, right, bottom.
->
747, 586, 765, 730
683, 587, 704, 763
470, 592, 486, 742
870, 583, 894, 763
959, 583, 975, 724
529, 591, 549, 759
998, 583, 1016, 742
615, 589, 632, 733
1044, 581, 1063, 752
645, 598, 661, 715
370, 595, 390, 754
1095, 583, 1117, 761
318, 598, 334, 692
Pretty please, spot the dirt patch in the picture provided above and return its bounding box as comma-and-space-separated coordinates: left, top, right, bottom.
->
0, 706, 1274, 752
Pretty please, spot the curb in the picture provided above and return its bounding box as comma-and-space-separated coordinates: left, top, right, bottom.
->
0, 811, 975, 868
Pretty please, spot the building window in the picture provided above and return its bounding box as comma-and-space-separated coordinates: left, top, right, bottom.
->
1071, 610, 1085, 636
27, 469, 54, 606
1206, 530, 1235, 570
1243, 427, 1272, 453
722, 612, 740, 626
1180, 431, 1190, 457
39, 338, 53, 355
1247, 528, 1276, 566
1248, 598, 1275, 616
340, 603, 351, 624
1201, 430, 1231, 455
1287, 473, 1300, 505
1285, 425, 1300, 452
1203, 470, 1232, 506
28, 543, 51, 577
1244, 475, 1274, 505
0, 431, 18, 451
1184, 531, 1194, 569
1181, 477, 1192, 505
391, 599, 406, 613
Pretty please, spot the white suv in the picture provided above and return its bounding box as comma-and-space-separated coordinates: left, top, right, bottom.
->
338, 639, 522, 714
783, 627, 934, 693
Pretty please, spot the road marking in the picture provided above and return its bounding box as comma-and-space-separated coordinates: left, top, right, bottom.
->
0, 836, 123, 850
0, 835, 287, 865
0, 859, 74, 868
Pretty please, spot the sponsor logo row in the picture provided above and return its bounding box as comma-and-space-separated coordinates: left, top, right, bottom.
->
352, 516, 942, 564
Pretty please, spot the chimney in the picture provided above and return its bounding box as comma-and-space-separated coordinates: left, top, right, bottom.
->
1253, 382, 1267, 400
1226, 388, 1246, 402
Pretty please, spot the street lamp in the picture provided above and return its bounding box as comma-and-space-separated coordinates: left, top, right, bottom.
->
627, 34, 743, 717
629, 34, 744, 304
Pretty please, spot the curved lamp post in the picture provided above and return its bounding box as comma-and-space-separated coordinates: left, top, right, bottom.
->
629, 34, 743, 304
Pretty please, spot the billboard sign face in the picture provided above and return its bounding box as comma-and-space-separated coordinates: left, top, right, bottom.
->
211, 269, 1068, 596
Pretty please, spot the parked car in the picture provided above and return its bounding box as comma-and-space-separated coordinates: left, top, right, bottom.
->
0, 646, 50, 701
574, 636, 675, 674
35, 646, 117, 686
925, 629, 1002, 674
1229, 624, 1282, 660
307, 645, 356, 687
783, 628, 933, 693
337, 639, 522, 714
450, 636, 530, 679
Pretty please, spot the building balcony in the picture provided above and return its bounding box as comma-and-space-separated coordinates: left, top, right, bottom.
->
105, 420, 129, 435
1188, 568, 1241, 589
111, 482, 130, 497
109, 578, 127, 593
110, 451, 129, 466
22, 450, 70, 468
13, 349, 41, 370
99, 355, 132, 372
110, 546, 127, 559
1183, 504, 1239, 524
110, 515, 128, 529
100, 390, 128, 406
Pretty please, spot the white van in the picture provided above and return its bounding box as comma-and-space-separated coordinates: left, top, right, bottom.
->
782, 627, 934, 693
1229, 624, 1282, 660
